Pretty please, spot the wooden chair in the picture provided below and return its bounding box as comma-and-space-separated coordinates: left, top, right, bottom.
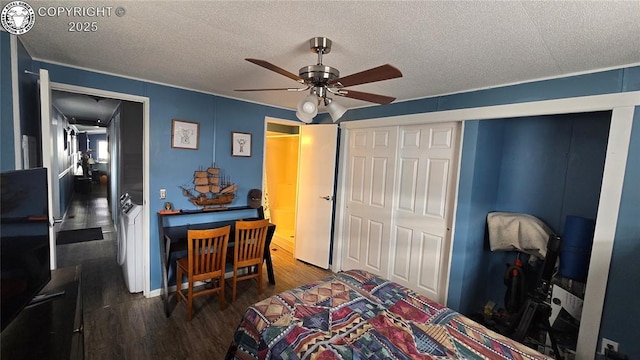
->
176, 225, 230, 320
228, 219, 270, 301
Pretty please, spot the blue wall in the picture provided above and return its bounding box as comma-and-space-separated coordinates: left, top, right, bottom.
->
17, 37, 38, 140
467, 113, 611, 310
447, 120, 504, 314
1, 32, 14, 171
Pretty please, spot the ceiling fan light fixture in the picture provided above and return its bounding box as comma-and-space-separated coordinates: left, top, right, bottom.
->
325, 98, 347, 122
295, 110, 314, 123
296, 94, 318, 123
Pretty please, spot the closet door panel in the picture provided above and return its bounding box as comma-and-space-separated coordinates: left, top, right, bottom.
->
390, 123, 458, 303
342, 127, 397, 276
391, 225, 413, 282
345, 215, 363, 266
424, 159, 449, 218
397, 158, 419, 212
365, 220, 385, 272
370, 157, 390, 207
416, 232, 444, 294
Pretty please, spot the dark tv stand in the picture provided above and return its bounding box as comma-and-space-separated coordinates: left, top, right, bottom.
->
28, 290, 66, 306
1, 265, 84, 359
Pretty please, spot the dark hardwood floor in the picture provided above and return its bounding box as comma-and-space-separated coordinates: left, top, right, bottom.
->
56, 184, 333, 359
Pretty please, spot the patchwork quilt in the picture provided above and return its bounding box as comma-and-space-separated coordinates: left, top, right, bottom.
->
226, 270, 551, 359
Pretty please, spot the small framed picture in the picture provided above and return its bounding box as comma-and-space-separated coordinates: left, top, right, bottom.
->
232, 132, 252, 157
171, 119, 199, 150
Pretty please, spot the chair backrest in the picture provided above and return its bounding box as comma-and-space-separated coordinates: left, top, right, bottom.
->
234, 219, 269, 267
187, 225, 231, 276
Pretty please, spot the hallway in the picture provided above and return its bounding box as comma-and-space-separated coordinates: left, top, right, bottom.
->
57, 184, 144, 312
56, 184, 146, 358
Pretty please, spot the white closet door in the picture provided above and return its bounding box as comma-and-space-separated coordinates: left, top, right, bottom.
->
389, 122, 459, 303
341, 127, 397, 276
294, 124, 338, 269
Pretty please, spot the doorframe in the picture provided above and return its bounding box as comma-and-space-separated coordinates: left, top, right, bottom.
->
333, 91, 640, 359
48, 82, 151, 298
10, 36, 22, 170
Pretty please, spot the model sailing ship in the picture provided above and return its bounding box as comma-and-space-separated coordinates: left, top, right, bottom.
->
180, 165, 237, 209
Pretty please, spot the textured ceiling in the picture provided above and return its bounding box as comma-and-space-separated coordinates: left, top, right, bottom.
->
18, 1, 640, 116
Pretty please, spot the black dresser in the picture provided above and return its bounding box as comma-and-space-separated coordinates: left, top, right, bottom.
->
1, 265, 83, 359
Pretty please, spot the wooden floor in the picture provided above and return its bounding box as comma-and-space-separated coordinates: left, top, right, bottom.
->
57, 184, 333, 359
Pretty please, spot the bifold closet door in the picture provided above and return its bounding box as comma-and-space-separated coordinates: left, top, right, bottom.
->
341, 127, 397, 276
389, 122, 459, 303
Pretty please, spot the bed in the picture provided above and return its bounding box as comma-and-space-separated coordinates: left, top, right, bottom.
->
226, 269, 552, 359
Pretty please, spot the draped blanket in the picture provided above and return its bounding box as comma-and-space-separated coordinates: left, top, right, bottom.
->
487, 212, 553, 260
226, 270, 551, 359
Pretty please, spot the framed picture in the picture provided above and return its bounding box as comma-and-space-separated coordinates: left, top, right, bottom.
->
232, 132, 252, 157
171, 119, 199, 150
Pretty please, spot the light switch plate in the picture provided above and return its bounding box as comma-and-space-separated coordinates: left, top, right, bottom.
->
160, 189, 166, 199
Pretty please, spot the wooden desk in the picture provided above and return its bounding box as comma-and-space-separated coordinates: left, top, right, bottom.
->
157, 206, 275, 317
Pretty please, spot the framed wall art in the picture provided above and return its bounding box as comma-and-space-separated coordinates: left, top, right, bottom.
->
171, 119, 199, 150
232, 132, 252, 157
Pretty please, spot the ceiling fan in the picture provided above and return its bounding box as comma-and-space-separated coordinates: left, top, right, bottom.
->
235, 37, 403, 123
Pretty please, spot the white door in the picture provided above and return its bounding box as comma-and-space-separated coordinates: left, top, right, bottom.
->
294, 124, 338, 268
39, 69, 58, 269
341, 127, 398, 276
389, 123, 459, 303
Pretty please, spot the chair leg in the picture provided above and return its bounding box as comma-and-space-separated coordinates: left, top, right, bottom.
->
219, 277, 226, 309
258, 263, 263, 295
176, 266, 182, 304
186, 277, 193, 321
232, 268, 238, 302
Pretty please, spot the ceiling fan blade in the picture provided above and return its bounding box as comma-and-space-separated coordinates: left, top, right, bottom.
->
340, 89, 396, 105
329, 64, 402, 88
235, 87, 307, 92
245, 58, 304, 83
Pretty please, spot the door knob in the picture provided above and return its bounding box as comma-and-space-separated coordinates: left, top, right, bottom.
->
320, 195, 333, 201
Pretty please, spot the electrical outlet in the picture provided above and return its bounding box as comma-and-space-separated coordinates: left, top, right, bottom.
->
160, 189, 166, 199
601, 338, 619, 355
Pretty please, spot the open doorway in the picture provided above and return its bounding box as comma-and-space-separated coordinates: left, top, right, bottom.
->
40, 77, 151, 297
264, 118, 338, 269
264, 121, 300, 255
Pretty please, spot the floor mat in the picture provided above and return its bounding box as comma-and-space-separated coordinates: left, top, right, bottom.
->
56, 227, 104, 245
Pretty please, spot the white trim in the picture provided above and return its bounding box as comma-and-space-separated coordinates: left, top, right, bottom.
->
29, 54, 640, 114
33, 57, 293, 112
441, 121, 465, 306
576, 107, 635, 359
342, 91, 640, 129
49, 81, 152, 299
390, 63, 640, 107
10, 36, 22, 170
334, 91, 639, 359
58, 165, 72, 179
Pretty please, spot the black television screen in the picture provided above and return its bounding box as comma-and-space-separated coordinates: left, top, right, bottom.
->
0, 167, 51, 332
